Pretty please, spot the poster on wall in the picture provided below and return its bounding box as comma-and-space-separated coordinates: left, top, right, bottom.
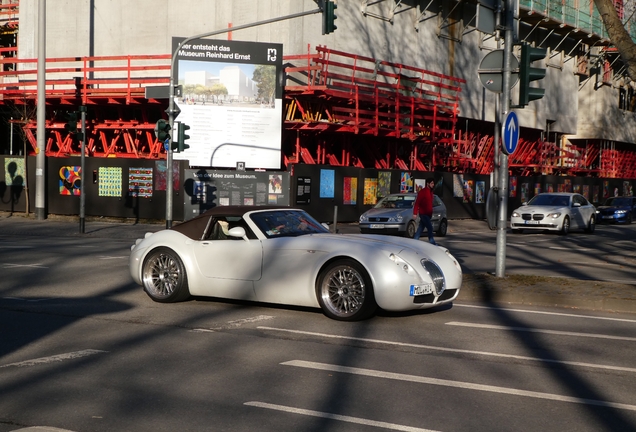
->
520, 183, 529, 202
172, 38, 283, 169
59, 166, 81, 196
414, 178, 426, 192
4, 158, 25, 187
296, 177, 311, 204
624, 181, 633, 196
129, 167, 153, 198
319, 169, 335, 198
463, 180, 474, 203
400, 172, 413, 193
476, 181, 485, 203
155, 161, 180, 191
534, 183, 541, 196
573, 184, 581, 194
378, 171, 391, 198
593, 185, 600, 202
183, 169, 290, 219
363, 178, 378, 205
582, 185, 589, 200
509, 176, 517, 197
453, 174, 464, 198
343, 177, 357, 205
602, 180, 609, 198
98, 167, 122, 197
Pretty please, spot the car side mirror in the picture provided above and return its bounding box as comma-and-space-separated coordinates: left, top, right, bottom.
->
573, 202, 581, 207
228, 226, 247, 240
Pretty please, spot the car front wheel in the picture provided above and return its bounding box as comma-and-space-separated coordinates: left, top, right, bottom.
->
560, 216, 570, 235
437, 219, 448, 237
406, 220, 417, 238
142, 247, 190, 303
585, 215, 596, 234
316, 259, 376, 321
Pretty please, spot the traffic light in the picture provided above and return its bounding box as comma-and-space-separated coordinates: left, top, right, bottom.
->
518, 43, 547, 106
176, 122, 191, 152
154, 119, 171, 142
322, 0, 337, 35
64, 111, 84, 141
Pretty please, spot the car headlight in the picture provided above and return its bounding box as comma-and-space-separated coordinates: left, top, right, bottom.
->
389, 253, 414, 274
616, 210, 627, 214
388, 214, 404, 223
359, 214, 368, 223
546, 212, 561, 218
511, 211, 520, 217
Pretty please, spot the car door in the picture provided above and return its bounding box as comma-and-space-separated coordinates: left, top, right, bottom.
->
190, 221, 263, 301
572, 194, 592, 229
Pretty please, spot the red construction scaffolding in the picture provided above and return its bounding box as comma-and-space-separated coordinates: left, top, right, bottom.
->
0, 41, 633, 178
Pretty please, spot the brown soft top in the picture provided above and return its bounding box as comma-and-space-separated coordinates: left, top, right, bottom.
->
170, 205, 291, 240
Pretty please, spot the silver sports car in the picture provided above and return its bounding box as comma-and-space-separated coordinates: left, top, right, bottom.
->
129, 206, 462, 321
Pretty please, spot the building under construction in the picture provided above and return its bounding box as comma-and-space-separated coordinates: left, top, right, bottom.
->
0, 0, 634, 220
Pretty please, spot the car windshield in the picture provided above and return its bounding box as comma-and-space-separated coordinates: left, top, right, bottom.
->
528, 194, 570, 207
250, 210, 329, 238
605, 197, 631, 206
374, 195, 415, 209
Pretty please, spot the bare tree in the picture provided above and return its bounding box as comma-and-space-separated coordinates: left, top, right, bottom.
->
594, 0, 636, 81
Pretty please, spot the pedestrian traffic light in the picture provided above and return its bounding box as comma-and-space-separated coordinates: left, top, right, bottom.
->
176, 122, 191, 152
322, 0, 337, 35
518, 43, 547, 106
154, 119, 171, 142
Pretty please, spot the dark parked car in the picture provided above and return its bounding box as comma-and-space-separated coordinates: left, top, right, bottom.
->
596, 196, 635, 224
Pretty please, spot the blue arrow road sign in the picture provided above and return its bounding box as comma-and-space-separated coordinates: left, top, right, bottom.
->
502, 111, 519, 155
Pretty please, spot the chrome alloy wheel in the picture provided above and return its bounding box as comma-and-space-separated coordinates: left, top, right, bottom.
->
317, 259, 375, 321
142, 247, 189, 302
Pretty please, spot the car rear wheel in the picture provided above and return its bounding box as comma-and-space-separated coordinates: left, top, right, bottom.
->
316, 259, 376, 321
406, 220, 417, 238
437, 219, 448, 237
560, 216, 570, 235
142, 247, 190, 303
585, 215, 596, 234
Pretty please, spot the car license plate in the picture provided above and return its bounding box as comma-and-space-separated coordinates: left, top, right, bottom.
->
603, 215, 614, 219
524, 221, 539, 225
370, 224, 384, 229
410, 284, 433, 296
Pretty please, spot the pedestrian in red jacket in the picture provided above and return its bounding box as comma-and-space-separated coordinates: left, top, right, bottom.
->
413, 177, 437, 245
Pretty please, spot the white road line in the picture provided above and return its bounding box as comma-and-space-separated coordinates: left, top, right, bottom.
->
192, 315, 274, 332
1, 263, 48, 269
454, 303, 636, 323
282, 360, 636, 412
0, 350, 107, 369
245, 401, 441, 432
445, 321, 636, 341
257, 326, 636, 374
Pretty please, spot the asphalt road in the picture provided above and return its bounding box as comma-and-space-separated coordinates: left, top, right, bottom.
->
1, 227, 635, 432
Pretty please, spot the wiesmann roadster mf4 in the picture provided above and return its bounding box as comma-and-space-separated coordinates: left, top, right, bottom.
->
129, 206, 462, 321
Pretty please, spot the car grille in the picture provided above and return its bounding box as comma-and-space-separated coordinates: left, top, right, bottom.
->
521, 213, 544, 221
368, 217, 390, 222
420, 259, 445, 296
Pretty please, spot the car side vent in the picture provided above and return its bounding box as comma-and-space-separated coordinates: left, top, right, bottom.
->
420, 259, 445, 296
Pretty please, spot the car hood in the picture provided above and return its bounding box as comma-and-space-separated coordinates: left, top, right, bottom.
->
362, 208, 410, 217
597, 205, 630, 210
514, 205, 569, 213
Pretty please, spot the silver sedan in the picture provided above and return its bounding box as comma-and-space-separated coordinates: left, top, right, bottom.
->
510, 192, 596, 235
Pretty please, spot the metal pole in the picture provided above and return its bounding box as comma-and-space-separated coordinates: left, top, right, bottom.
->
79, 105, 87, 233
165, 8, 321, 229
35, 0, 46, 220
495, 0, 516, 277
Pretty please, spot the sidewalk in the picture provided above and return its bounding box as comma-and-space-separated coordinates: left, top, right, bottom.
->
1, 212, 635, 315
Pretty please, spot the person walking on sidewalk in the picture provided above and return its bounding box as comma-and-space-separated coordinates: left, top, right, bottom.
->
413, 177, 437, 245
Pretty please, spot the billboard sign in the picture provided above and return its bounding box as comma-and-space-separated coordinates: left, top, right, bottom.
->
172, 38, 284, 169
